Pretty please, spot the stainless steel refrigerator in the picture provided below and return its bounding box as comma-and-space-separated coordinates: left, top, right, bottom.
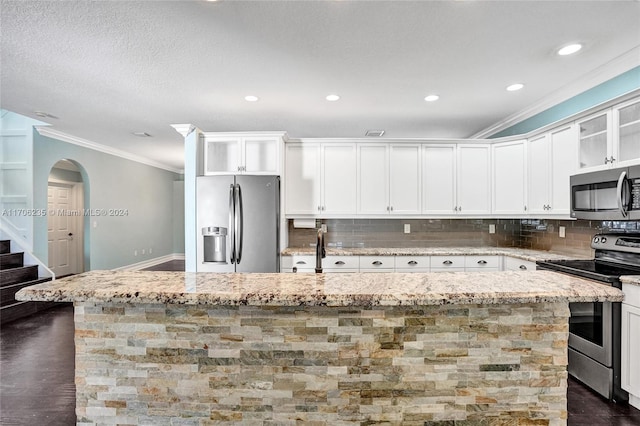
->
196, 175, 280, 272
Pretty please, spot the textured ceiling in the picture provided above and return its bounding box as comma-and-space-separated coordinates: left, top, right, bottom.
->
2, 0, 639, 172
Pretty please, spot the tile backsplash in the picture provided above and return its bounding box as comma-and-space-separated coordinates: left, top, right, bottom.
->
287, 218, 640, 257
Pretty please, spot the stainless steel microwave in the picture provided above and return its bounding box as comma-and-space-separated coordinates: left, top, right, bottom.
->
570, 166, 640, 220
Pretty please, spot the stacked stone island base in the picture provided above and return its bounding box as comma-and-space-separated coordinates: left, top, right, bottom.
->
74, 302, 568, 425
17, 270, 623, 425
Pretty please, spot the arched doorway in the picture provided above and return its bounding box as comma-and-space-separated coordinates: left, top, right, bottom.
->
48, 159, 87, 277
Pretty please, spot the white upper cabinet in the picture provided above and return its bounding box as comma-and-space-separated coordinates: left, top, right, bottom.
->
528, 125, 577, 216
578, 98, 640, 171
422, 143, 490, 215
285, 143, 321, 215
285, 142, 356, 216
203, 135, 281, 175
457, 144, 491, 215
422, 145, 456, 214
615, 98, 640, 167
357, 144, 389, 214
527, 134, 550, 215
389, 144, 421, 215
322, 143, 357, 215
492, 140, 527, 215
356, 143, 420, 215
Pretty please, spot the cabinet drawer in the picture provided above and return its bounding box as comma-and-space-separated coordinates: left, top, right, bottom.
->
395, 256, 430, 271
282, 255, 315, 269
430, 256, 464, 269
503, 257, 537, 272
359, 256, 394, 270
324, 256, 359, 270
464, 255, 500, 269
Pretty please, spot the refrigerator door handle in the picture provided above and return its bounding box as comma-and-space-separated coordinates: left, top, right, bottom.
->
235, 183, 244, 264
229, 184, 236, 264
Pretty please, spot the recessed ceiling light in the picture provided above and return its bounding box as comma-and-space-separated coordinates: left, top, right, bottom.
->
132, 132, 152, 137
506, 83, 524, 92
326, 94, 340, 102
424, 95, 440, 102
558, 43, 583, 56
244, 95, 259, 102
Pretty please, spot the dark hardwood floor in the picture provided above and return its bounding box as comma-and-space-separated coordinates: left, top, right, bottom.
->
2, 259, 640, 425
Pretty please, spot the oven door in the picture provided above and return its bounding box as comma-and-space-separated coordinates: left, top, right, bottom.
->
568, 301, 612, 366
570, 168, 631, 220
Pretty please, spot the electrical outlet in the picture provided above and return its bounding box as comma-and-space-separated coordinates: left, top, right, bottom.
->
559, 226, 566, 238
489, 224, 496, 234
321, 224, 327, 233
142, 249, 146, 255
149, 248, 153, 254
134, 250, 138, 256
404, 224, 410, 234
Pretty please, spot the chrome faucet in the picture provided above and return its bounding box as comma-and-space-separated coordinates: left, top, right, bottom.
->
315, 227, 326, 273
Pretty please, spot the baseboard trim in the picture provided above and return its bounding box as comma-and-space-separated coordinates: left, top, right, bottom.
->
113, 254, 185, 271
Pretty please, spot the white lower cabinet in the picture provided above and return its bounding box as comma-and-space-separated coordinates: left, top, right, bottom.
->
282, 254, 530, 273
359, 256, 395, 272
622, 283, 640, 409
430, 256, 465, 272
281, 255, 315, 273
464, 255, 500, 272
323, 255, 359, 273
503, 257, 537, 272
394, 256, 430, 272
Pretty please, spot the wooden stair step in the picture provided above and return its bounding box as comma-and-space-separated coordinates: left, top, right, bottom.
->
1, 277, 52, 307
0, 265, 38, 287
0, 252, 24, 270
0, 300, 61, 326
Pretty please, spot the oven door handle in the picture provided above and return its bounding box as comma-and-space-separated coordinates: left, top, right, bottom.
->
617, 170, 629, 218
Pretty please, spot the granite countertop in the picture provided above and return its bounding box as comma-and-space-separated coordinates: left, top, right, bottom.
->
281, 246, 583, 262
16, 270, 623, 307
622, 276, 640, 287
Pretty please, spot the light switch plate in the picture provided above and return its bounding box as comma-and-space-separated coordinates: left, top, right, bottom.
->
559, 226, 566, 238
489, 224, 496, 234
404, 224, 410, 234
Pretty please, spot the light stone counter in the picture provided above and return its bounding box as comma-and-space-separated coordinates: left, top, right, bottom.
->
622, 275, 640, 287
16, 271, 622, 425
16, 269, 622, 306
281, 246, 584, 262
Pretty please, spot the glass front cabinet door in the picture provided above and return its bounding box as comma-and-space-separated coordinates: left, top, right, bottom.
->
203, 135, 281, 175
616, 99, 640, 166
578, 112, 611, 170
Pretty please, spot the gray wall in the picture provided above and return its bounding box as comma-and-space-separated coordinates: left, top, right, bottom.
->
33, 132, 183, 270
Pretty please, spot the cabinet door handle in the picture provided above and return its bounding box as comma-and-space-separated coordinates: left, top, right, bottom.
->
611, 156, 616, 163
443, 260, 453, 265
519, 265, 528, 270
605, 157, 610, 164
321, 206, 326, 211
296, 261, 307, 265
524, 206, 527, 211
335, 261, 345, 265
386, 206, 390, 211
408, 261, 418, 265
317, 206, 321, 211
372, 261, 383, 266
390, 206, 393, 212
459, 206, 462, 212
454, 206, 458, 212
477, 260, 487, 265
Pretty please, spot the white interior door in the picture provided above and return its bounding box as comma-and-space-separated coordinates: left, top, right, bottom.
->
48, 182, 79, 277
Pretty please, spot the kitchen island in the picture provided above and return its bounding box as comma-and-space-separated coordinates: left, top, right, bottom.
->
17, 270, 623, 425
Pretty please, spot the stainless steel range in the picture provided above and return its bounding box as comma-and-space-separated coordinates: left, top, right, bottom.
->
537, 233, 640, 403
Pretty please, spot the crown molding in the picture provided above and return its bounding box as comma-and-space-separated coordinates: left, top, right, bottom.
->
35, 126, 182, 174
471, 46, 640, 139
171, 123, 198, 138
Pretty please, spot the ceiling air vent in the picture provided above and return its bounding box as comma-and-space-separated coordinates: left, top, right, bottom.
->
365, 130, 385, 137
132, 132, 152, 137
